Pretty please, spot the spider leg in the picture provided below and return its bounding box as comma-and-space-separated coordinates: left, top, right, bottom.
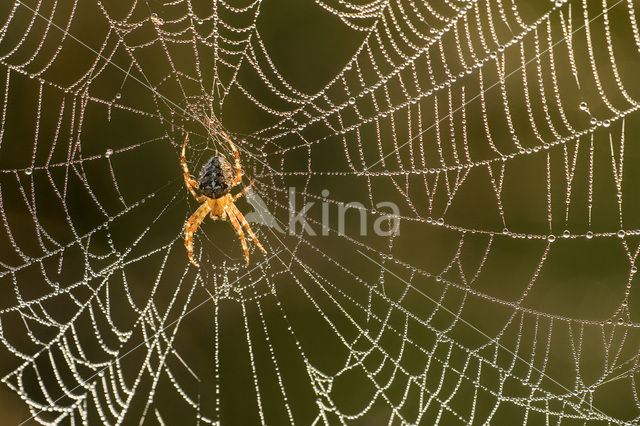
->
222, 132, 242, 187
229, 203, 267, 255
185, 201, 212, 267
226, 208, 249, 265
181, 134, 207, 202
232, 180, 255, 202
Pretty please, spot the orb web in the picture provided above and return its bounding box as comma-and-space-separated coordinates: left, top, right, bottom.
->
0, 0, 640, 424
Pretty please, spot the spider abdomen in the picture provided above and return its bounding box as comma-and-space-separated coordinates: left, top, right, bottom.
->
198, 156, 234, 199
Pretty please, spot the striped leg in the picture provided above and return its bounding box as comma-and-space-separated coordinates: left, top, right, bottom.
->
232, 180, 254, 202
181, 134, 206, 202
229, 203, 266, 255
222, 132, 242, 187
227, 208, 249, 264
185, 202, 211, 267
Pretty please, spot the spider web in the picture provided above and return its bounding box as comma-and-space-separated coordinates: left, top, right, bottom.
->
1, 0, 640, 424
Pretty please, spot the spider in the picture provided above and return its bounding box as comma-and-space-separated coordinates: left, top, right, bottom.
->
181, 133, 266, 266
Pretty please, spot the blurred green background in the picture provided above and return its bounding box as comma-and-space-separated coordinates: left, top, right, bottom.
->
1, 0, 640, 424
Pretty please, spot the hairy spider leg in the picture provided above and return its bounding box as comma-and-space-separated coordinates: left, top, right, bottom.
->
185, 201, 212, 267
232, 180, 255, 202
227, 208, 249, 264
228, 202, 266, 255
181, 134, 207, 202
222, 132, 242, 187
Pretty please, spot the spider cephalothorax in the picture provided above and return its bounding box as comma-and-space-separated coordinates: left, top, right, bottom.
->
181, 133, 266, 266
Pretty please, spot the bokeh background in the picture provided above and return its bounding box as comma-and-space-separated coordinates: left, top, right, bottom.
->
1, 0, 640, 424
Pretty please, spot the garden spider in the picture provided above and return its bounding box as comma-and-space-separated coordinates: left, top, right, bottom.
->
181, 133, 266, 266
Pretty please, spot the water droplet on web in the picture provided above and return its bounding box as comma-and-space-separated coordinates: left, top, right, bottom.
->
345, 63, 352, 71
618, 229, 626, 238
586, 231, 594, 239
436, 218, 444, 226
105, 149, 113, 158
631, 266, 637, 274
114, 93, 121, 100
151, 13, 163, 25
503, 228, 509, 235
547, 234, 556, 242
590, 118, 598, 125
24, 168, 32, 175
579, 101, 588, 111
562, 230, 570, 238
348, 97, 355, 105
602, 119, 611, 127
618, 318, 625, 325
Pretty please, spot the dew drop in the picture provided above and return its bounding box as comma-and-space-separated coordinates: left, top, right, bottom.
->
436, 218, 444, 226
602, 119, 611, 127
348, 97, 355, 105
618, 318, 625, 325
105, 148, 114, 158
579, 101, 588, 111
547, 234, 556, 242
114, 93, 121, 100
618, 229, 626, 238
632, 266, 638, 274
562, 230, 570, 238
24, 168, 32, 176
590, 117, 598, 125
503, 228, 509, 235
586, 231, 594, 239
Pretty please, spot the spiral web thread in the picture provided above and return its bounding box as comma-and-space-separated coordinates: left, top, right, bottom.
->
1, 0, 640, 424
